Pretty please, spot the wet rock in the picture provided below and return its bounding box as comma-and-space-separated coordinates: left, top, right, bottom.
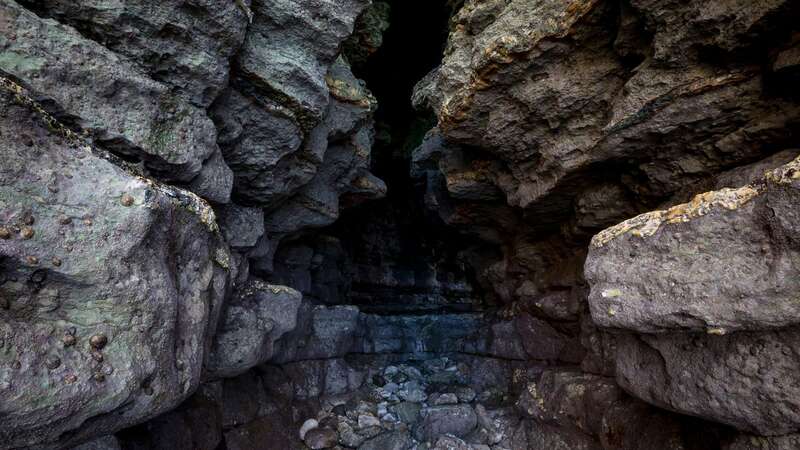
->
0, 2, 223, 184
587, 156, 800, 333
0, 79, 229, 449
207, 281, 301, 378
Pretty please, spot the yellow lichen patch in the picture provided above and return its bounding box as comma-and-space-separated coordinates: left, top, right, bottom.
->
353, 176, 382, 192
706, 327, 727, 336
325, 76, 375, 109
765, 155, 800, 185
591, 185, 762, 248
439, 0, 602, 129
601, 288, 622, 298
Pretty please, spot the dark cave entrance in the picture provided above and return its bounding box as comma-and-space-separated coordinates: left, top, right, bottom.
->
271, 0, 489, 319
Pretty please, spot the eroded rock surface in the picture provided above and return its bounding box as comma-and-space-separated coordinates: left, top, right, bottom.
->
0, 80, 229, 449
587, 156, 800, 333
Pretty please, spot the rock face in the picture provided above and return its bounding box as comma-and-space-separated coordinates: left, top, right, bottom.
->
0, 1, 231, 202
207, 281, 301, 378
586, 157, 800, 435
586, 156, 800, 333
17, 0, 250, 108
2, 0, 800, 448
615, 330, 800, 436
0, 80, 230, 448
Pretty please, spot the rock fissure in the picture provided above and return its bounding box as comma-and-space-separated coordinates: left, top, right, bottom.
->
3, 0, 800, 449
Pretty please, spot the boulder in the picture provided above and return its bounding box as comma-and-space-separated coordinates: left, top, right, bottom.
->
615, 330, 800, 435
586, 156, 800, 333
0, 79, 229, 449
416, 405, 478, 441
207, 281, 301, 378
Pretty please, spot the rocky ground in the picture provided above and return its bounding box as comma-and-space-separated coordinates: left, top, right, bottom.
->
2, 0, 800, 449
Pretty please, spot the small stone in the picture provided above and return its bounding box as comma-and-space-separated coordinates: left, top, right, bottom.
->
83, 218, 93, 226
58, 215, 72, 225
51, 257, 62, 267
64, 374, 77, 384
93, 373, 106, 382
63, 334, 76, 347
20, 226, 34, 239
46, 357, 61, 370
299, 418, 319, 440
89, 334, 108, 350
432, 393, 458, 405
455, 387, 476, 403
26, 256, 39, 265
91, 350, 103, 362
0, 227, 10, 239
358, 414, 381, 429
120, 193, 135, 207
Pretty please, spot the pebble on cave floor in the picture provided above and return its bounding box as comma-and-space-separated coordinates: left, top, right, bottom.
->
298, 356, 516, 450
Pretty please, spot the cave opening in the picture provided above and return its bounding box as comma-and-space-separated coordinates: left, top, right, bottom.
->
270, 0, 491, 321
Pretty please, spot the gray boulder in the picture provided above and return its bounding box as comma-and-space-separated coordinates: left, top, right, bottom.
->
615, 330, 800, 435
0, 1, 223, 188
416, 405, 478, 441
586, 155, 800, 333
207, 281, 301, 378
0, 79, 230, 449
358, 431, 412, 450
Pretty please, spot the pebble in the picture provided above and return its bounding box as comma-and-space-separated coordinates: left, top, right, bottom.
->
299, 418, 319, 440
20, 226, 34, 239
431, 393, 458, 405
89, 334, 108, 350
358, 414, 381, 429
